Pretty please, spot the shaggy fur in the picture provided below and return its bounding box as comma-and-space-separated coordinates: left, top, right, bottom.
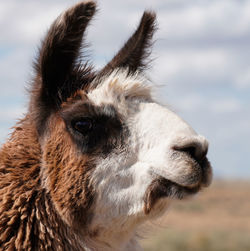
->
0, 2, 212, 250
0, 118, 85, 250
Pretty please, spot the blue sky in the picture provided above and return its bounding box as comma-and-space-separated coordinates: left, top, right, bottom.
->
0, 0, 250, 178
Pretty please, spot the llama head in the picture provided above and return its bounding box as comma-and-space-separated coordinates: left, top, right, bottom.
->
30, 1, 212, 239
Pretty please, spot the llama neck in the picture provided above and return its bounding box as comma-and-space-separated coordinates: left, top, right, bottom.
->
81, 211, 145, 251
82, 227, 143, 251
0, 118, 83, 250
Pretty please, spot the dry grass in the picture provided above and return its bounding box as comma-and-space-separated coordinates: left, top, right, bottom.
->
141, 180, 250, 251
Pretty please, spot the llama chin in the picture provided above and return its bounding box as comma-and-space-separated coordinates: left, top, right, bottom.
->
0, 1, 212, 250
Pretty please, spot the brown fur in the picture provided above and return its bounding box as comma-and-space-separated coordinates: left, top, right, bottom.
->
41, 115, 95, 229
0, 118, 85, 250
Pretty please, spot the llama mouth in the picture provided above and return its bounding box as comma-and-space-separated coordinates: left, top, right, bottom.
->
165, 156, 212, 196
143, 177, 201, 215
143, 157, 212, 214
170, 154, 212, 189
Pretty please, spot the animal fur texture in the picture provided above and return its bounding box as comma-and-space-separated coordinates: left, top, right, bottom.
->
0, 1, 212, 250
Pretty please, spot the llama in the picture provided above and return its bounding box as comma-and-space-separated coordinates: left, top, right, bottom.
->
0, 2, 212, 250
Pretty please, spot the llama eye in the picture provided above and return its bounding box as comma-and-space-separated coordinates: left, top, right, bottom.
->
72, 118, 93, 134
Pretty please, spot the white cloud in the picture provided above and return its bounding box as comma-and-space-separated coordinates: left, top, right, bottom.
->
0, 1, 80, 46
0, 106, 26, 121
157, 0, 250, 40
152, 48, 230, 83
0, 105, 26, 144
164, 92, 244, 115
235, 67, 250, 89
210, 98, 243, 113
0, 48, 32, 96
169, 93, 205, 112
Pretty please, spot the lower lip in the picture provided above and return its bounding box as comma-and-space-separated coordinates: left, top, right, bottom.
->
151, 177, 202, 202
143, 177, 202, 214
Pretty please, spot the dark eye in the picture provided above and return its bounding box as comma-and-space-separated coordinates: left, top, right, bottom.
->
72, 118, 93, 134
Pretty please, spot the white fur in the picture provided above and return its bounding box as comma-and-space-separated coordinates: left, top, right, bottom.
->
77, 70, 211, 250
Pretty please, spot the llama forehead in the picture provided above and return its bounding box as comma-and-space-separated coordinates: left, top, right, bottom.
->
85, 70, 152, 109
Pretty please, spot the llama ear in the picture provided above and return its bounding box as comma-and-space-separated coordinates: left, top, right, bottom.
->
35, 1, 96, 108
99, 11, 156, 75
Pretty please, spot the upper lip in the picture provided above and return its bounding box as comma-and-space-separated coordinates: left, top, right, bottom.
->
175, 151, 212, 187
160, 155, 212, 194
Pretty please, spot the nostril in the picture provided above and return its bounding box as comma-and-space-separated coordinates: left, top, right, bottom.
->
173, 138, 208, 163
181, 146, 197, 160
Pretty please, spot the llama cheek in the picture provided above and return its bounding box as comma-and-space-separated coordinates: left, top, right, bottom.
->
46, 164, 96, 229
90, 162, 153, 224
41, 132, 96, 229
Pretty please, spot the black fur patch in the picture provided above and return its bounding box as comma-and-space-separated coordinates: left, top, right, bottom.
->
61, 101, 126, 155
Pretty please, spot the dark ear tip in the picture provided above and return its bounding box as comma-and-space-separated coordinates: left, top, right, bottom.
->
139, 11, 157, 34
143, 11, 156, 19
67, 1, 96, 18
80, 1, 97, 13
141, 11, 157, 24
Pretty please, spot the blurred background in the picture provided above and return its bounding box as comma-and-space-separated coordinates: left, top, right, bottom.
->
0, 0, 249, 250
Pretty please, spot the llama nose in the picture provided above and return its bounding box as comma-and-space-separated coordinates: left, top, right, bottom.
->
172, 135, 208, 162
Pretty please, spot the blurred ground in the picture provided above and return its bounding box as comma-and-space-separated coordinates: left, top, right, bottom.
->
141, 180, 250, 251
